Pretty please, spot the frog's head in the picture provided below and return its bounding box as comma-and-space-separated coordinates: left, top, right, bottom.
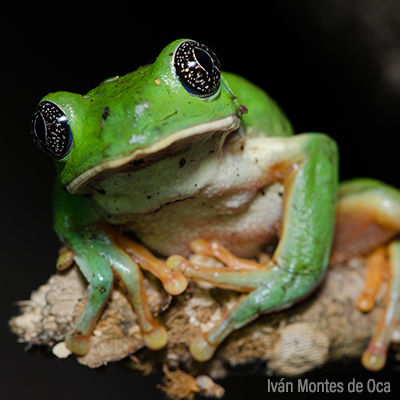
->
30, 39, 242, 193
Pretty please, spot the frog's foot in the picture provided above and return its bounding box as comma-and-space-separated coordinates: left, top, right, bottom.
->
359, 241, 400, 371
63, 229, 170, 355
111, 228, 188, 296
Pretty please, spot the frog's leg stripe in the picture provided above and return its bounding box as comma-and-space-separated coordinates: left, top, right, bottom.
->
65, 249, 114, 356
106, 247, 168, 351
361, 241, 400, 371
110, 228, 188, 296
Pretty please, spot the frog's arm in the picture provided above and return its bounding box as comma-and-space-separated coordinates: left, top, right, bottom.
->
169, 133, 338, 361
331, 178, 400, 370
52, 180, 186, 355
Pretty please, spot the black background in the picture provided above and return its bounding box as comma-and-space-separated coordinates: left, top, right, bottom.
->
2, 2, 400, 399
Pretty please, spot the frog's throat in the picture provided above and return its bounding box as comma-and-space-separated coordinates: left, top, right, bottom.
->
67, 115, 239, 194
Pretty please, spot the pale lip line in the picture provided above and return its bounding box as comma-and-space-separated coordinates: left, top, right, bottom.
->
67, 114, 239, 194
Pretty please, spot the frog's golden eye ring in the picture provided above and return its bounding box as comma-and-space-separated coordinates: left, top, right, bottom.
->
31, 101, 73, 160
173, 40, 221, 98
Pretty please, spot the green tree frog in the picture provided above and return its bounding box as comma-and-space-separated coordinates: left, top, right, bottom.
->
30, 39, 400, 371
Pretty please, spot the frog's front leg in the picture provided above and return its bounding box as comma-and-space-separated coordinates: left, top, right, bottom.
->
53, 181, 186, 356
170, 133, 338, 361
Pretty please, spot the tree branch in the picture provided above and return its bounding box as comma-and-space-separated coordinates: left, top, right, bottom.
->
9, 258, 390, 398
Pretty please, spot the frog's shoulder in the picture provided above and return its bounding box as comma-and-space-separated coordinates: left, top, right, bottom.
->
222, 71, 294, 138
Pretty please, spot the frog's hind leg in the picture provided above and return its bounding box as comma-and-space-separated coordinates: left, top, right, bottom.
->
360, 242, 400, 371
331, 178, 400, 370
331, 178, 400, 263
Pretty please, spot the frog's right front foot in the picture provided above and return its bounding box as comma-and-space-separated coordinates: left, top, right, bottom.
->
60, 226, 187, 356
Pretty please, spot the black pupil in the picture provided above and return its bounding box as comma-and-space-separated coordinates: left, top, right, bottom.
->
34, 113, 46, 143
194, 47, 212, 74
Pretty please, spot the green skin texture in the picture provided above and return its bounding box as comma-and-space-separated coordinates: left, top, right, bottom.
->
37, 39, 399, 360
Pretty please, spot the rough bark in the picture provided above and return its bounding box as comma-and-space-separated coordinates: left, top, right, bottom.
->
9, 255, 395, 399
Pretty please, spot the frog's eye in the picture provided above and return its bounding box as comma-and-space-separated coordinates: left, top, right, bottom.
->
173, 40, 221, 98
30, 101, 73, 160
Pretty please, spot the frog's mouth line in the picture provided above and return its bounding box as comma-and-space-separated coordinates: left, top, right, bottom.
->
67, 114, 239, 194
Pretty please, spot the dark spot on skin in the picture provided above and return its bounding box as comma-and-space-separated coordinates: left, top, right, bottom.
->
209, 150, 215, 154
162, 110, 178, 121
179, 158, 186, 168
99, 286, 107, 294
169, 52, 173, 56
238, 104, 248, 114
95, 188, 106, 195
102, 107, 110, 120
147, 195, 152, 199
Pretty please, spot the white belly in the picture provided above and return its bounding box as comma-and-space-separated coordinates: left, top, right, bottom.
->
124, 182, 283, 258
